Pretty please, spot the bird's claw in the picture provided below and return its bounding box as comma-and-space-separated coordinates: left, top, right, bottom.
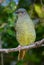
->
17, 45, 21, 52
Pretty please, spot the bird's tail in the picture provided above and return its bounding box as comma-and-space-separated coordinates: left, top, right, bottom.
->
18, 50, 26, 61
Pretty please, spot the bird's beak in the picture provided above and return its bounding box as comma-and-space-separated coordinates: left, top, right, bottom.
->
15, 10, 19, 14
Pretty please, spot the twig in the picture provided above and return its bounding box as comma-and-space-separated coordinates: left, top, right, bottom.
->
0, 39, 44, 53
0, 35, 4, 65
40, 0, 43, 6
0, 23, 7, 29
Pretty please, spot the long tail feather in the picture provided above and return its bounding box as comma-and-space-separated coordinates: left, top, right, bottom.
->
18, 50, 26, 61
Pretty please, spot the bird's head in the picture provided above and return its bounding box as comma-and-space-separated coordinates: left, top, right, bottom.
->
15, 8, 27, 16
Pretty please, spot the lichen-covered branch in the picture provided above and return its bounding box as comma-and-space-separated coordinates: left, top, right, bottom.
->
0, 39, 44, 53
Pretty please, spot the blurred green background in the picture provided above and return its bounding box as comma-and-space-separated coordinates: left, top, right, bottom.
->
0, 0, 44, 65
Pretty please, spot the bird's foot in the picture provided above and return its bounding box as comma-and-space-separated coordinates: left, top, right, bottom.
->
17, 45, 21, 51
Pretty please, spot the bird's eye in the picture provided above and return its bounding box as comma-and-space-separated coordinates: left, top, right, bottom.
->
21, 11, 25, 14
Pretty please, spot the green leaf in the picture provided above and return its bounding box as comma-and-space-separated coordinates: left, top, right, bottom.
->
34, 4, 44, 18
7, 29, 15, 36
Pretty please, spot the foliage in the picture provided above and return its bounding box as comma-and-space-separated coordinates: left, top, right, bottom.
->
0, 0, 44, 65
34, 4, 44, 18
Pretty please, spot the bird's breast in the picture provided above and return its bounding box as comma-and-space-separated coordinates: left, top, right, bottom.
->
16, 21, 36, 46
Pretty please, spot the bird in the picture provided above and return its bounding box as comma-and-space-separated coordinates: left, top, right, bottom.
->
15, 8, 36, 61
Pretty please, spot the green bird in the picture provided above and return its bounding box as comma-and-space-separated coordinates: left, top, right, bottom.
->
15, 8, 36, 61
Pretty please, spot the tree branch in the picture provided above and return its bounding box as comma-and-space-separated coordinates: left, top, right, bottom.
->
0, 39, 44, 53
